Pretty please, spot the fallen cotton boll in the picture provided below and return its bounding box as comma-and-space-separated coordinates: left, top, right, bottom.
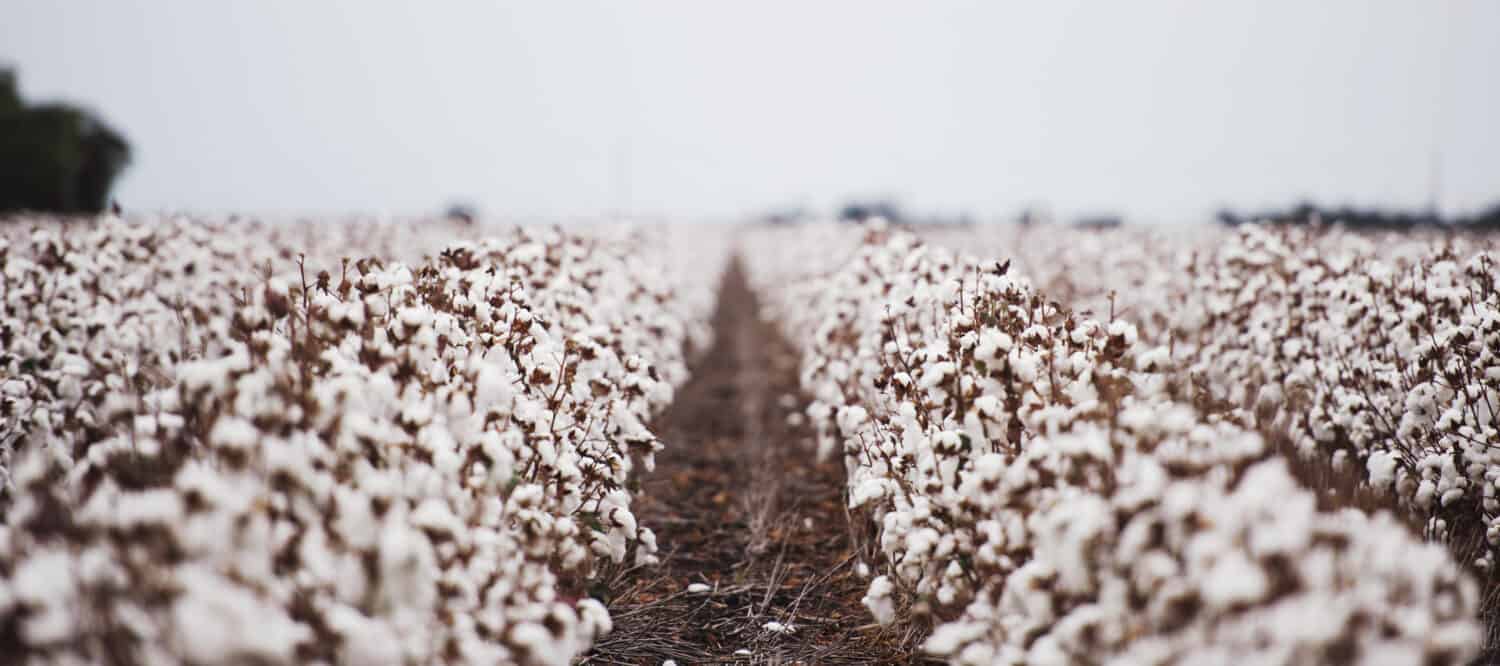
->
686, 583, 712, 594
762, 621, 796, 634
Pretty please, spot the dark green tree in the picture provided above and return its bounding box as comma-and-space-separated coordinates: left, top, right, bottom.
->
0, 69, 131, 215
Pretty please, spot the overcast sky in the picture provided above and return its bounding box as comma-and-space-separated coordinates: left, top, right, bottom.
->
3, 1, 1497, 222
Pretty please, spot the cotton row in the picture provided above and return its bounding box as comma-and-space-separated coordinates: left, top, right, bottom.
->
742, 221, 1480, 664
0, 216, 727, 665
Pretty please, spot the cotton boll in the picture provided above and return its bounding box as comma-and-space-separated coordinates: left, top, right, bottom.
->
169, 566, 311, 663
838, 405, 870, 432
973, 395, 1001, 421
1201, 551, 1269, 608
851, 477, 889, 509
11, 550, 78, 645
862, 576, 897, 625
1366, 450, 1399, 491
1415, 479, 1438, 510
577, 598, 612, 637
324, 604, 404, 666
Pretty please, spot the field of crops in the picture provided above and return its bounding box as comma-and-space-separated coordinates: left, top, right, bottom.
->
2, 215, 1498, 664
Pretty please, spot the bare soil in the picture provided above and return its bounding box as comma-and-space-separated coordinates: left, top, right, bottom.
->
581, 261, 936, 665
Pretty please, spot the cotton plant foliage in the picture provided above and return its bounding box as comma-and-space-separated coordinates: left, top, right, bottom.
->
742, 222, 1482, 665
0, 216, 727, 665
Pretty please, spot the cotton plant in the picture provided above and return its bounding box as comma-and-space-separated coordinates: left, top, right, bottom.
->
924, 413, 1477, 665
0, 215, 729, 664
929, 222, 1500, 581
742, 221, 1482, 664
1095, 225, 1500, 570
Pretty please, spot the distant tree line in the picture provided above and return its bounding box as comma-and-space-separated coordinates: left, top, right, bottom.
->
835, 199, 975, 227
0, 69, 131, 215
1217, 200, 1500, 231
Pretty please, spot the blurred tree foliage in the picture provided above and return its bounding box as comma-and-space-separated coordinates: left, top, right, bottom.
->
0, 69, 131, 215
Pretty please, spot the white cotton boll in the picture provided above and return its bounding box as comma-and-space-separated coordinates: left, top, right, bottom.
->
377, 519, 438, 616
364, 294, 389, 319
973, 452, 1007, 483
608, 506, 638, 536
266, 276, 292, 298
421, 427, 462, 475
1442, 487, 1467, 507
411, 498, 462, 537
925, 620, 990, 657
1255, 383, 1284, 412
12, 550, 77, 644
838, 405, 870, 432
1033, 495, 1112, 596
474, 364, 513, 412
210, 416, 258, 451
157, 412, 186, 433
851, 478, 888, 508
110, 489, 184, 528
973, 395, 1001, 420
58, 354, 91, 377
762, 621, 795, 634
921, 362, 956, 389
76, 547, 124, 589
133, 414, 160, 437
976, 329, 1013, 360
508, 623, 559, 663
828, 359, 852, 383
390, 265, 415, 286
400, 398, 435, 429
593, 528, 628, 563
687, 583, 712, 594
413, 326, 438, 349
1416, 479, 1438, 509
1368, 450, 1398, 492
1282, 338, 1305, 358
1136, 345, 1171, 371
480, 431, 517, 484
906, 527, 940, 561
30, 408, 52, 432
577, 598, 612, 637
862, 575, 897, 625
170, 566, 311, 663
324, 604, 403, 666
1107, 320, 1138, 347
1202, 551, 1269, 608
333, 488, 380, 551
1011, 352, 1039, 384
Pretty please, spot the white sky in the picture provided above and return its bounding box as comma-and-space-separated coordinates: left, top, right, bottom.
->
2, 1, 1497, 223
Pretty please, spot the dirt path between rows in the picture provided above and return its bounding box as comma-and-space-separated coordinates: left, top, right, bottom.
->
582, 261, 935, 665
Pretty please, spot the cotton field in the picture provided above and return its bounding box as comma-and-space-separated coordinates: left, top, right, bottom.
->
0, 216, 729, 664
744, 221, 1496, 665
2, 215, 1498, 664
